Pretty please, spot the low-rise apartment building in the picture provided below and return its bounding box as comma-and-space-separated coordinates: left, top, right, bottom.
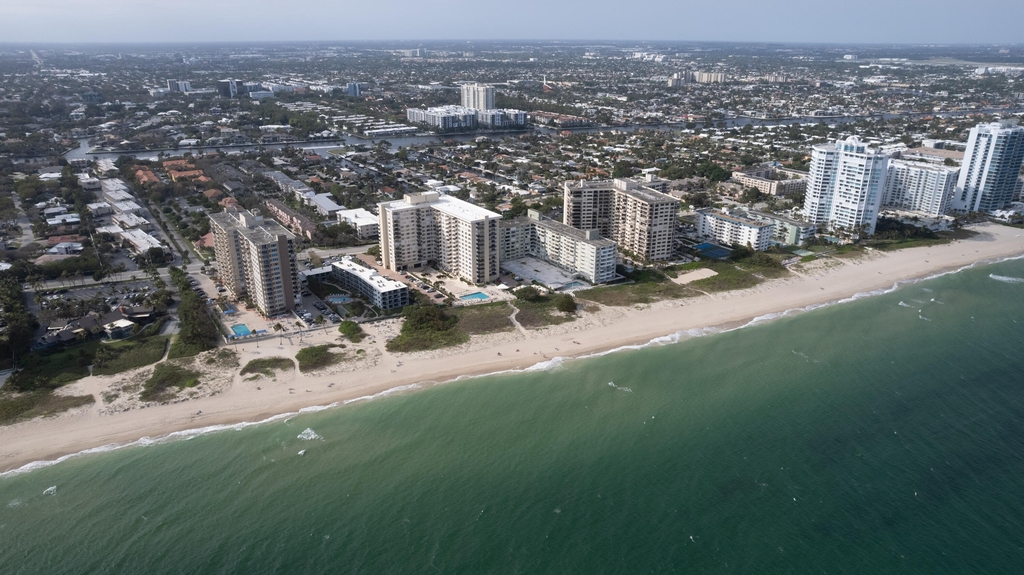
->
406, 106, 479, 131
500, 210, 618, 284
328, 258, 409, 310
731, 165, 808, 196
337, 208, 379, 240
264, 198, 317, 240
745, 211, 816, 246
695, 208, 773, 251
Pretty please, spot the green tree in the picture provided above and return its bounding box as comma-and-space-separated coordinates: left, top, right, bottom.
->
514, 286, 542, 302
554, 293, 577, 314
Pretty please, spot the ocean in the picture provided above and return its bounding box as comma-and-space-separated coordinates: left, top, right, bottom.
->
3, 258, 1024, 574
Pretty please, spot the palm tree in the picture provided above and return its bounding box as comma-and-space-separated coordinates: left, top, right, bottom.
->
314, 314, 326, 334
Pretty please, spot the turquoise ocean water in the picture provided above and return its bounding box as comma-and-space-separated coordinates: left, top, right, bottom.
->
3, 258, 1024, 574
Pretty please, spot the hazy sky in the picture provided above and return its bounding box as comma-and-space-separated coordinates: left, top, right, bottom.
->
1, 0, 1023, 44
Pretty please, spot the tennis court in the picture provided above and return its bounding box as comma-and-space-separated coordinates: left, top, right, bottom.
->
694, 242, 732, 259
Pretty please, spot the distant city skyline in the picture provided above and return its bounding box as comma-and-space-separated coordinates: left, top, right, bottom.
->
2, 0, 1024, 44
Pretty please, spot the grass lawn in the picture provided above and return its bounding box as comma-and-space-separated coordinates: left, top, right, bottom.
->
576, 270, 694, 307
141, 363, 201, 402
296, 344, 347, 372
168, 337, 209, 360
866, 228, 977, 251
240, 356, 295, 376
386, 328, 468, 353
688, 262, 762, 292
92, 336, 169, 376
451, 302, 516, 334
386, 306, 469, 353
514, 298, 577, 328
0, 391, 95, 425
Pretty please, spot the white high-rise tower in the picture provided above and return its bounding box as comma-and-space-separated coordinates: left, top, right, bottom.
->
949, 121, 1024, 213
802, 136, 889, 235
460, 83, 495, 111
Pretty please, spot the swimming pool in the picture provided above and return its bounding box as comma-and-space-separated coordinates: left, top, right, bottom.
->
460, 292, 489, 301
231, 324, 252, 337
561, 281, 587, 290
326, 295, 353, 304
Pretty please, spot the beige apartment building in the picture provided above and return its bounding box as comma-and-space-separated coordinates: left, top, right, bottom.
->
210, 207, 299, 317
731, 165, 808, 197
563, 174, 680, 261
378, 192, 501, 284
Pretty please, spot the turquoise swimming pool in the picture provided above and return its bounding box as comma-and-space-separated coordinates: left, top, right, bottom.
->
326, 295, 352, 304
231, 324, 252, 336
460, 292, 489, 301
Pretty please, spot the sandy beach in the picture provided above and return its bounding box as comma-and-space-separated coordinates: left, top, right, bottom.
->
3, 222, 1024, 475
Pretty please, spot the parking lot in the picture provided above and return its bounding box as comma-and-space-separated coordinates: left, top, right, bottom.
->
31, 280, 160, 316
295, 286, 344, 326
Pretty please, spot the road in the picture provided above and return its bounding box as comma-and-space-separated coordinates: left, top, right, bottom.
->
10, 192, 36, 248
299, 244, 373, 263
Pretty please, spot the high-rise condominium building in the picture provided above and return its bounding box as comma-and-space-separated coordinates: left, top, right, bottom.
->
461, 83, 495, 111
563, 174, 680, 261
882, 160, 959, 217
379, 192, 501, 284
949, 121, 1024, 213
210, 207, 299, 317
803, 136, 889, 234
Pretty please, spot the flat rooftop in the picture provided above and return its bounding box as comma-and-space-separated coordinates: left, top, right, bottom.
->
699, 209, 773, 228
502, 215, 617, 248
337, 208, 378, 226
331, 258, 407, 292
904, 147, 964, 160
746, 210, 815, 228
617, 185, 679, 205
382, 193, 500, 222
501, 255, 581, 290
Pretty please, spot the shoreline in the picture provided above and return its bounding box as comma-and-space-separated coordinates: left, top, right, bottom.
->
3, 223, 1024, 477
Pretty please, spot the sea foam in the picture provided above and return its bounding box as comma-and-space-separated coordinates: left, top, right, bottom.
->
608, 381, 633, 393
990, 274, 1024, 284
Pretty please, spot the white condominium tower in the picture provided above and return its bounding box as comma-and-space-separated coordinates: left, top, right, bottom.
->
209, 207, 299, 317
460, 83, 495, 111
883, 160, 959, 217
379, 192, 501, 284
949, 121, 1024, 213
803, 136, 889, 235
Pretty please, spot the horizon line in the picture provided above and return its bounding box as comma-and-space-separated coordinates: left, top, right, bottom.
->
2, 40, 1024, 47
